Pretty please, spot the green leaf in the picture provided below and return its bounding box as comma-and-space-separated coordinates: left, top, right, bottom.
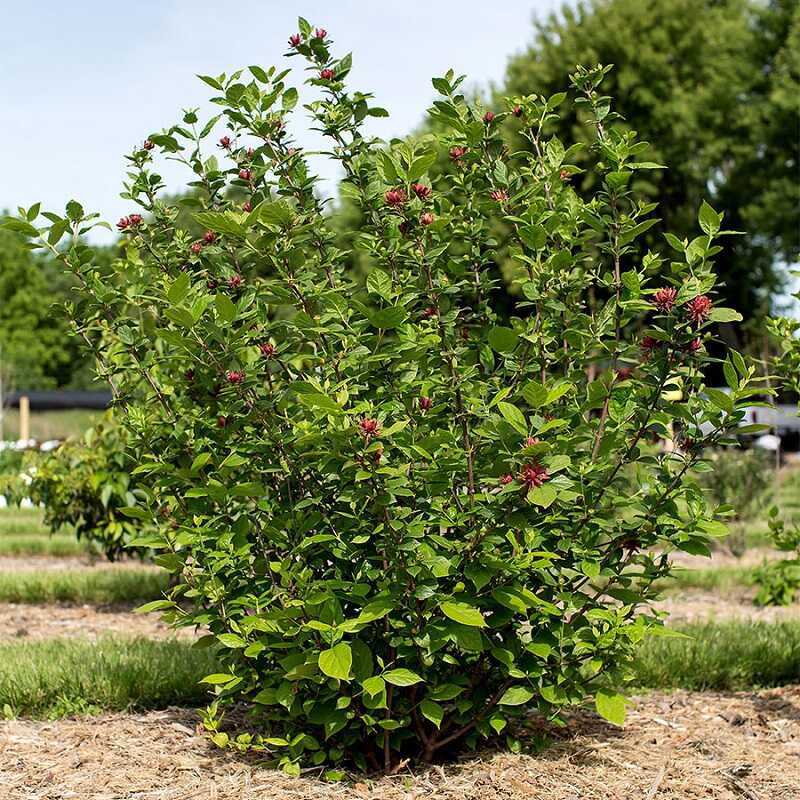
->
521, 381, 548, 408
440, 601, 486, 628
595, 690, 626, 725
369, 306, 407, 329
698, 200, 722, 237
382, 668, 423, 686
407, 153, 437, 182
200, 673, 237, 685
260, 200, 295, 227
420, 699, 444, 728
282, 87, 298, 110
361, 676, 385, 696
499, 686, 534, 706
366, 269, 393, 300
192, 211, 246, 238
135, 600, 175, 614
709, 307, 742, 323
527, 483, 557, 508
318, 643, 352, 681
167, 272, 191, 305
488, 326, 519, 353
215, 294, 236, 324
497, 402, 528, 435
218, 633, 247, 648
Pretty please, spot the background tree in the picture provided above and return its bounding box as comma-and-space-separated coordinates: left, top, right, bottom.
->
502, 0, 799, 327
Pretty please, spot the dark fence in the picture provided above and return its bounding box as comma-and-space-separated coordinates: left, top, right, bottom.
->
4, 391, 112, 411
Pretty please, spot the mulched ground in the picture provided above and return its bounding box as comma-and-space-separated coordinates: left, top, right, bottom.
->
655, 591, 800, 624
1, 686, 797, 799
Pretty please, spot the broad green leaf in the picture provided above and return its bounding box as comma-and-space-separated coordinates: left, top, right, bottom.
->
499, 686, 534, 706
595, 690, 626, 725
167, 272, 191, 304
488, 326, 519, 353
709, 307, 742, 323
215, 294, 236, 324
527, 483, 557, 508
440, 601, 486, 628
200, 673, 237, 685
382, 668, 423, 686
192, 211, 246, 238
318, 643, 352, 681
497, 402, 528, 435
420, 699, 444, 728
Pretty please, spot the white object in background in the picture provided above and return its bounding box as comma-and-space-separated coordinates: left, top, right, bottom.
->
0, 496, 6, 509
19, 497, 34, 509
754, 434, 781, 452
40, 439, 61, 452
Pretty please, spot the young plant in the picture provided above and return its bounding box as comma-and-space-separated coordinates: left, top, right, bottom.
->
5, 20, 767, 773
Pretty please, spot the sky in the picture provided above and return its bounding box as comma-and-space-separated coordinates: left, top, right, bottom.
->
1, 1, 562, 244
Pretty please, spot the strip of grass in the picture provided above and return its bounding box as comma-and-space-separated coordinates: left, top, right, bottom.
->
633, 621, 800, 691
2, 621, 799, 719
0, 637, 217, 719
0, 533, 87, 557
656, 565, 755, 594
0, 509, 51, 536
0, 568, 169, 604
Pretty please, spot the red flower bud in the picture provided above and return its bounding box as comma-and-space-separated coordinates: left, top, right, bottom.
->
411, 183, 431, 200
259, 342, 276, 358
315, 28, 327, 39
499, 473, 514, 486
640, 336, 658, 352
687, 337, 703, 353
143, 139, 154, 150
203, 230, 217, 244
483, 111, 495, 124
384, 188, 407, 208
686, 295, 712, 324
219, 136, 232, 150
398, 220, 411, 236
419, 396, 433, 411
117, 217, 130, 230
242, 200, 252, 212
615, 366, 634, 381
420, 212, 434, 226
421, 306, 438, 319
206, 278, 218, 290
653, 287, 678, 312
238, 168, 252, 181
512, 106, 523, 118
228, 274, 244, 290
373, 448, 383, 465
524, 436, 540, 448
289, 34, 302, 47
185, 369, 195, 382
320, 68, 335, 81
217, 415, 227, 428
359, 418, 381, 438
190, 242, 203, 255
226, 370, 245, 385
490, 189, 508, 202
449, 146, 466, 161
559, 170, 571, 181
520, 462, 549, 490
128, 213, 142, 227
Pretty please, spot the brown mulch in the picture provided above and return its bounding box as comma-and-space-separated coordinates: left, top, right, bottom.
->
655, 591, 800, 625
1, 687, 798, 799
0, 603, 196, 642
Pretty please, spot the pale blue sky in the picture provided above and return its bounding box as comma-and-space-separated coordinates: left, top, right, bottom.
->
1, 1, 561, 242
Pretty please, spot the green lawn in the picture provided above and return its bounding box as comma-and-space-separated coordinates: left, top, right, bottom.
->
1, 409, 99, 442
0, 567, 169, 604
0, 508, 50, 536
0, 533, 88, 557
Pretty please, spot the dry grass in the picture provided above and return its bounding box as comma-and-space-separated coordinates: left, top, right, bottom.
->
1, 686, 798, 799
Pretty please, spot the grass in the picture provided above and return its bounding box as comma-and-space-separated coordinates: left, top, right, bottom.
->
0, 508, 51, 536
0, 567, 169, 604
656, 565, 755, 594
633, 621, 800, 691
1, 408, 100, 441
0, 533, 87, 557
0, 637, 218, 719
1, 621, 798, 719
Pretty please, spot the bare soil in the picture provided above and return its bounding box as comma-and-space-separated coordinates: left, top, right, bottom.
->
0, 603, 196, 642
655, 590, 800, 624
1, 686, 798, 799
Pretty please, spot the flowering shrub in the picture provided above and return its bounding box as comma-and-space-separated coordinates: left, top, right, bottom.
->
6, 20, 765, 774
26, 415, 146, 561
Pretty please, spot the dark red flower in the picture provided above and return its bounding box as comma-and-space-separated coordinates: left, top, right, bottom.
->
117, 217, 130, 230
490, 189, 508, 202
686, 295, 712, 324
449, 146, 467, 161
653, 287, 678, 312
206, 278, 218, 290
421, 306, 438, 319
687, 337, 703, 353
217, 415, 227, 428
398, 220, 411, 236
315, 28, 327, 39
190, 242, 203, 255
384, 188, 407, 208
238, 168, 252, 181
289, 34, 302, 47
512, 105, 523, 118
228, 274, 244, 290
219, 136, 232, 150
184, 369, 194, 382
320, 68, 335, 81
359, 418, 381, 438
524, 436, 540, 448
420, 212, 434, 226
483, 111, 495, 124
419, 396, 433, 411
411, 183, 431, 200
373, 448, 383, 465
143, 139, 154, 150
615, 366, 634, 381
128, 213, 142, 227
242, 200, 252, 212
259, 342, 276, 358
499, 473, 514, 486
203, 230, 217, 244
520, 462, 549, 490
226, 370, 245, 385
640, 336, 658, 352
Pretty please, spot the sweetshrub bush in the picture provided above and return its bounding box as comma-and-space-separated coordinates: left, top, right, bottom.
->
7, 20, 768, 773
